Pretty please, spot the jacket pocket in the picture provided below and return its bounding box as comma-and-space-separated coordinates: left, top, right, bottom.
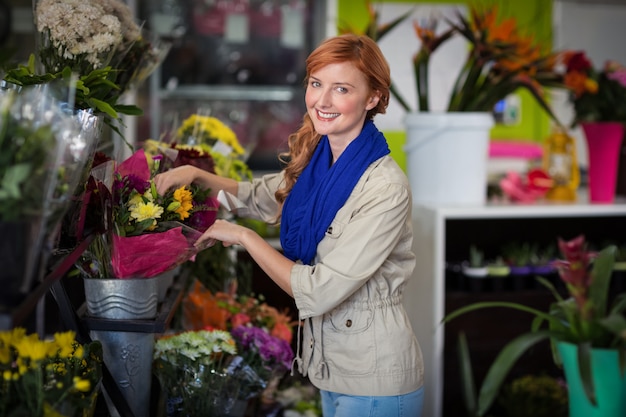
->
323, 306, 376, 375
324, 219, 345, 239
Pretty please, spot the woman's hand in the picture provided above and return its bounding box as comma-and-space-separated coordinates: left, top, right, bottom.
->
196, 219, 251, 249
153, 165, 202, 194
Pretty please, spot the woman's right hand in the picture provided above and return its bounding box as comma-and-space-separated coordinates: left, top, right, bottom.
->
153, 165, 203, 194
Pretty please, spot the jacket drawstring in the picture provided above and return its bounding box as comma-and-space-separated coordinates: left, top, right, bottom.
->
291, 316, 304, 376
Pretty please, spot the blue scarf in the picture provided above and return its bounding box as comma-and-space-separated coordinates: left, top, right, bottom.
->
280, 120, 390, 265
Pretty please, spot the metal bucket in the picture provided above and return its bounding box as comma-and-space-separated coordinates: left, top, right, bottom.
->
83, 277, 159, 417
83, 277, 159, 319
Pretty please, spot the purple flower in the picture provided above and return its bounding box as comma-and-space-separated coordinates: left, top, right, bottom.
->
231, 325, 294, 372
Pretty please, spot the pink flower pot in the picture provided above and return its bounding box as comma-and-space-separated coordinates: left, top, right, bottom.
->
581, 122, 625, 203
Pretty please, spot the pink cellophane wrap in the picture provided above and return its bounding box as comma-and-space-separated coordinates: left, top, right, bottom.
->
111, 225, 202, 278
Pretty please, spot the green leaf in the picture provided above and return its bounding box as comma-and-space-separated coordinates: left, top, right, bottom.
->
457, 332, 478, 416
576, 342, 596, 406
88, 98, 118, 119
443, 301, 559, 327
477, 330, 553, 416
115, 104, 143, 116
589, 245, 617, 318
0, 164, 31, 199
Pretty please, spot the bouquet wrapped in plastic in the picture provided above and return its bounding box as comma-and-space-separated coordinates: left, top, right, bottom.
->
0, 85, 99, 304
77, 149, 219, 278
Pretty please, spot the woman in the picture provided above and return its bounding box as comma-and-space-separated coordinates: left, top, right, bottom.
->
155, 34, 424, 417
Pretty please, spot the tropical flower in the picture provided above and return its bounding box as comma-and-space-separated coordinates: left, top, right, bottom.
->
559, 50, 626, 126
444, 235, 626, 412
408, 5, 563, 117
0, 328, 103, 417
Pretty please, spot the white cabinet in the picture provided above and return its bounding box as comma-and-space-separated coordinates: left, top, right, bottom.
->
405, 200, 626, 417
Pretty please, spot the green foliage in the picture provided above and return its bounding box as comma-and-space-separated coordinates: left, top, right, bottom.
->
445, 239, 626, 413
0, 94, 56, 221
3, 54, 141, 144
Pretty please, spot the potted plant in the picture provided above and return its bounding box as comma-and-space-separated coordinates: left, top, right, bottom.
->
405, 5, 564, 205
462, 245, 488, 278
559, 51, 626, 203
444, 235, 626, 417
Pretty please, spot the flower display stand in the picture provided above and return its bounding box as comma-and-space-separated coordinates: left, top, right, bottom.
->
47, 252, 188, 417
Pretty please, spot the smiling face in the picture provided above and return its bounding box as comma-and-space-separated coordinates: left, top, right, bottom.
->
305, 62, 380, 147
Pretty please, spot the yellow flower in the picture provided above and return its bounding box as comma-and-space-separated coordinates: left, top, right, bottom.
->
73, 376, 92, 392
177, 115, 244, 155
14, 337, 50, 363
130, 201, 163, 227
53, 331, 76, 358
172, 186, 193, 220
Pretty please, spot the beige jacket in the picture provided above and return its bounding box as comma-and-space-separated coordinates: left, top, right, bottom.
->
237, 155, 424, 396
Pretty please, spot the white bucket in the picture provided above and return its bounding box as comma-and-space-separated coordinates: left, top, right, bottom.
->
404, 112, 494, 206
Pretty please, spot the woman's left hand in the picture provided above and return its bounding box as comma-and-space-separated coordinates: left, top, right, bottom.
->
196, 219, 250, 249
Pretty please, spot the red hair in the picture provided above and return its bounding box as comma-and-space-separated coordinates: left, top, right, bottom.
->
275, 34, 391, 209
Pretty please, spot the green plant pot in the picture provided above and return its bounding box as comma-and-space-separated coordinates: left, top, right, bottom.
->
557, 341, 626, 417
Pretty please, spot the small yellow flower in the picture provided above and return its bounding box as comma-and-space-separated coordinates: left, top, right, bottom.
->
172, 186, 193, 220
73, 376, 92, 392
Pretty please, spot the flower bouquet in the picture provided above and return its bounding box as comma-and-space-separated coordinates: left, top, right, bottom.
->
76, 149, 219, 279
153, 329, 263, 417
0, 328, 103, 417
170, 113, 253, 182
559, 51, 626, 126
230, 325, 295, 400
182, 280, 295, 345
0, 86, 99, 305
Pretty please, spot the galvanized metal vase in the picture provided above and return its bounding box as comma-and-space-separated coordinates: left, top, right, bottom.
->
84, 277, 159, 417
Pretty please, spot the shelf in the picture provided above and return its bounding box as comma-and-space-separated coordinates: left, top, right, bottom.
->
414, 194, 626, 219
158, 85, 302, 102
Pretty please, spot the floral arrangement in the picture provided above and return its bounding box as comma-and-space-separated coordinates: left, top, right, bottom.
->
0, 87, 99, 302
230, 325, 294, 383
409, 5, 562, 116
445, 235, 626, 412
183, 280, 295, 345
76, 149, 219, 278
559, 51, 626, 126
3, 0, 170, 138
153, 329, 262, 416
171, 113, 253, 181
0, 327, 103, 417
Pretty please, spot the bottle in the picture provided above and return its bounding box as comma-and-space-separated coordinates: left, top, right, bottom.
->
542, 128, 580, 201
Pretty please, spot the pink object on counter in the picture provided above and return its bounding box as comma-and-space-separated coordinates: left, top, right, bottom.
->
489, 141, 543, 159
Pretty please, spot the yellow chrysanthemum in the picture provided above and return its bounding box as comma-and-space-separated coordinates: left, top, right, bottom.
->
172, 186, 193, 220
176, 115, 244, 155
130, 201, 164, 226
14, 337, 50, 363
53, 331, 76, 358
